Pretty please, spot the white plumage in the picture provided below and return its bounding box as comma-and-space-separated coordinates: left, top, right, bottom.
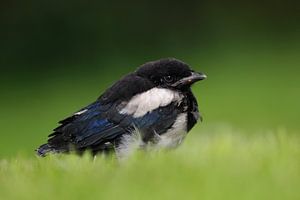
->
120, 87, 183, 118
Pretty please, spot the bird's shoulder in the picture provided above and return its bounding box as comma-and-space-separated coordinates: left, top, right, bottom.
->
98, 73, 154, 105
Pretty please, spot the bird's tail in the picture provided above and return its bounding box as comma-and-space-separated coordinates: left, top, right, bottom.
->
35, 143, 54, 157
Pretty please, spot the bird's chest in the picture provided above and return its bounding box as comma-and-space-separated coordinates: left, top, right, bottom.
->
116, 113, 188, 158
155, 113, 188, 148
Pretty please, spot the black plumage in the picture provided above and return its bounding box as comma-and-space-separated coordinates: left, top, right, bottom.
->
36, 58, 206, 156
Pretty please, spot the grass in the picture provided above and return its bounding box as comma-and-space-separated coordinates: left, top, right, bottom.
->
1, 127, 299, 200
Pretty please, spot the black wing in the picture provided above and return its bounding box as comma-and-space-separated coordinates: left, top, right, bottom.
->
37, 100, 181, 155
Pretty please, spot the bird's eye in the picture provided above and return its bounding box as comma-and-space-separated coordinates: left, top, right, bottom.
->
164, 76, 174, 83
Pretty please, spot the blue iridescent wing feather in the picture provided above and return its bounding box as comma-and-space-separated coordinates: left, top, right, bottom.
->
47, 100, 180, 151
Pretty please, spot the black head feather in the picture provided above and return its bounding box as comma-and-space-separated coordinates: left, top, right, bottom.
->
136, 58, 192, 87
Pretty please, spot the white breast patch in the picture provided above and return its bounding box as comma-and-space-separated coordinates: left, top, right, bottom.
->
119, 88, 183, 118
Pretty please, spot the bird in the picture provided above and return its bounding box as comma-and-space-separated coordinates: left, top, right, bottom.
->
36, 58, 206, 158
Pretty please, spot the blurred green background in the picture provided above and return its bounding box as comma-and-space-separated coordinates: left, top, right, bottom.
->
0, 0, 299, 157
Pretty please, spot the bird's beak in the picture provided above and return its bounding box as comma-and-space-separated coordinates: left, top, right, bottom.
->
185, 71, 207, 84
172, 71, 207, 88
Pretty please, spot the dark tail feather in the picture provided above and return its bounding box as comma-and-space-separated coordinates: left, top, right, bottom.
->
36, 144, 54, 157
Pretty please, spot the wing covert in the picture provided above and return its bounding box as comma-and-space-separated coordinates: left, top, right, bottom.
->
47, 99, 182, 151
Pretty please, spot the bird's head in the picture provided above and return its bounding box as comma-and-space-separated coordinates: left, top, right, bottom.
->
136, 58, 206, 91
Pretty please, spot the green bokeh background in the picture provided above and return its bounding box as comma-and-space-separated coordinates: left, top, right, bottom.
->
1, 0, 299, 157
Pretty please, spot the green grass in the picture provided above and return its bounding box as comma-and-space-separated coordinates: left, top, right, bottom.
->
1, 127, 299, 200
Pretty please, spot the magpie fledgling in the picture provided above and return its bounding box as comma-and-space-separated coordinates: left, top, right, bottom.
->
36, 58, 206, 157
